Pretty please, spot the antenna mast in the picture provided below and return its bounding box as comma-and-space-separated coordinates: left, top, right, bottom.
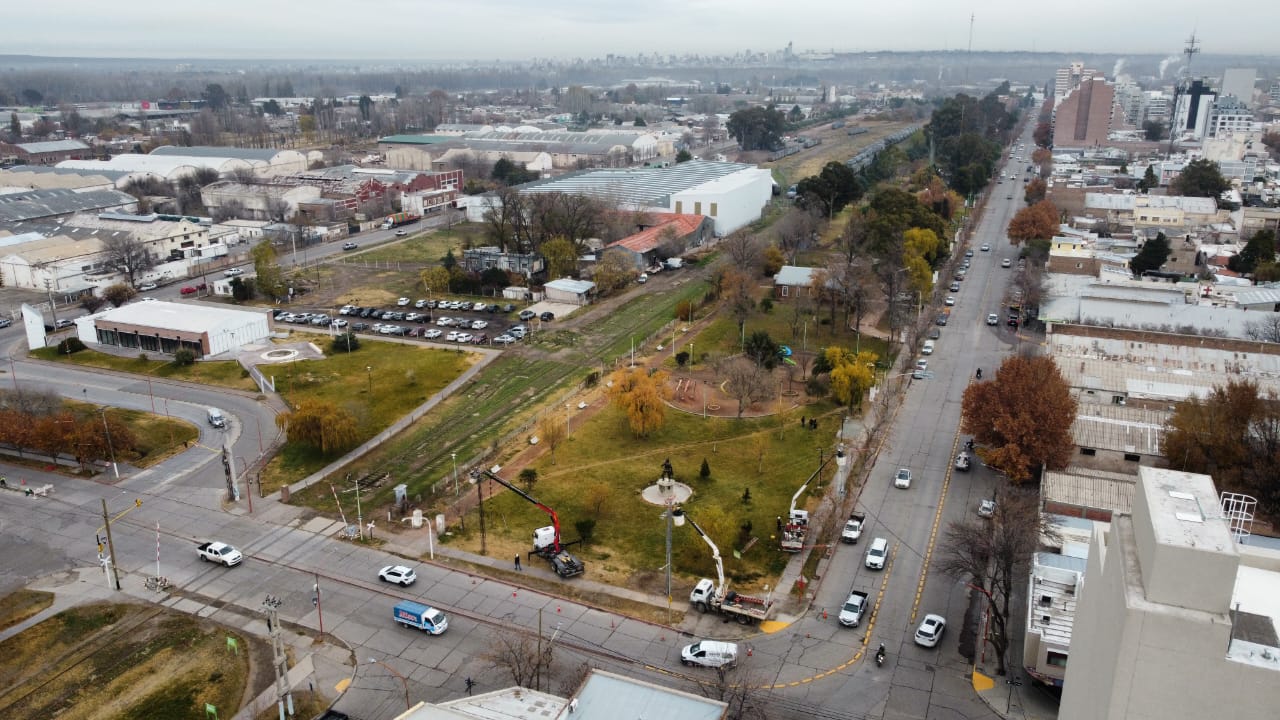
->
1167, 31, 1200, 156
965, 13, 975, 85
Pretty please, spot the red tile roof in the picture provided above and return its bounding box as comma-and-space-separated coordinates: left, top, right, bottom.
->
608, 213, 705, 253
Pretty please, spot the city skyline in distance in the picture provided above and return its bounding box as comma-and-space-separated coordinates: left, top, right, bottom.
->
5, 0, 1276, 61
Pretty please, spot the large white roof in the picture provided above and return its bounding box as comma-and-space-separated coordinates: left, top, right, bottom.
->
92, 300, 266, 334
58, 154, 252, 179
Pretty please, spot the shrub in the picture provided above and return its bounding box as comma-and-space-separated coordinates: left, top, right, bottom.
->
57, 337, 86, 354
173, 348, 197, 366
331, 332, 361, 353
759, 297, 774, 314
699, 458, 711, 480
675, 351, 690, 367
675, 300, 694, 322
584, 371, 600, 388
574, 518, 596, 545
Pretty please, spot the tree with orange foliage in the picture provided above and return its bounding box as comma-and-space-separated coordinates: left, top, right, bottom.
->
606, 367, 670, 437
1023, 177, 1047, 204
961, 355, 1076, 483
1007, 200, 1059, 244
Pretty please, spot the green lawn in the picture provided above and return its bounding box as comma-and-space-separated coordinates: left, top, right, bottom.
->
30, 347, 257, 391
354, 223, 488, 263
692, 291, 892, 364
64, 401, 199, 469
452, 400, 844, 593
259, 336, 475, 492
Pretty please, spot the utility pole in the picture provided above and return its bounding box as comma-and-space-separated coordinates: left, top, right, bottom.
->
353, 473, 363, 541
100, 498, 122, 591
262, 595, 295, 720
476, 473, 487, 555
313, 573, 324, 642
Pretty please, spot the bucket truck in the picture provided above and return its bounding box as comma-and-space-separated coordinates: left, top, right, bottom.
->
780, 452, 838, 552
685, 513, 774, 624
472, 469, 585, 578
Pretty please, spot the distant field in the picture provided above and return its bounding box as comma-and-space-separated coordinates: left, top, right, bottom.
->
767, 120, 914, 188
353, 223, 487, 263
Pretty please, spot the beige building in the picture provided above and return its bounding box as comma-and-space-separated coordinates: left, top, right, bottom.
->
1083, 193, 1223, 230
1060, 467, 1280, 720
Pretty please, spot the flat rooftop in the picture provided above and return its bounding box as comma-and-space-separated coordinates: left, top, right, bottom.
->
93, 300, 265, 333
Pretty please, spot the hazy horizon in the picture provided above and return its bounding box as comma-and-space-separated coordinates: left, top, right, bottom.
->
6, 1, 1273, 61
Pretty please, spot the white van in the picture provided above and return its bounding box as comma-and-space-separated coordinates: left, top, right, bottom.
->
207, 408, 226, 429
681, 640, 739, 668
865, 537, 888, 570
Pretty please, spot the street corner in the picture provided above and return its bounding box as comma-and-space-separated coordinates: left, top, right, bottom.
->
759, 618, 792, 634
972, 667, 996, 691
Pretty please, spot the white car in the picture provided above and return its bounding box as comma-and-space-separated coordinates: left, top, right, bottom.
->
445, 331, 460, 341
395, 230, 408, 237
986, 313, 999, 326
436, 317, 454, 326
454, 332, 473, 343
379, 565, 417, 586
379, 325, 402, 335
223, 268, 244, 277
423, 328, 443, 339
980, 243, 991, 251
339, 305, 356, 315
138, 282, 158, 291
915, 614, 946, 647
978, 499, 997, 518
944, 296, 955, 306
493, 334, 516, 344
893, 468, 912, 489
330, 319, 348, 328
397, 297, 411, 306
1001, 258, 1012, 268
470, 320, 488, 330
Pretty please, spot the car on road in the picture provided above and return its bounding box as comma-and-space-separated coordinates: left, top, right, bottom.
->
423, 328, 443, 339
980, 243, 991, 251
397, 297, 411, 306
395, 230, 408, 237
493, 334, 516, 344
55, 318, 75, 329
223, 268, 244, 277
0, 318, 11, 329
949, 281, 960, 292
180, 286, 198, 295
893, 468, 912, 489
1001, 258, 1012, 268
987, 313, 999, 325
915, 614, 946, 647
1006, 195, 1013, 200
342, 242, 358, 251
964, 249, 974, 258
978, 499, 997, 518
379, 565, 417, 586
1007, 316, 1019, 327
865, 537, 889, 570
138, 282, 158, 291
954, 452, 972, 471
518, 309, 537, 321
944, 296, 955, 306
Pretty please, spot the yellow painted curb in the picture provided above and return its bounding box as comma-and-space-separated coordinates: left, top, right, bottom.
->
759, 619, 790, 634
335, 677, 351, 693
972, 669, 995, 692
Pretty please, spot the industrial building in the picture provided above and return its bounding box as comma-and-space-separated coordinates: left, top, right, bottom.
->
604, 213, 714, 270
0, 187, 137, 223
1059, 467, 1280, 720
149, 145, 309, 175
0, 139, 92, 165
493, 160, 772, 235
75, 300, 270, 358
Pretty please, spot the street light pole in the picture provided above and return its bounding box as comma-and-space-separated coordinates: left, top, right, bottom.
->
365, 365, 372, 395
368, 658, 411, 709
451, 452, 458, 497
352, 473, 363, 541
100, 407, 119, 480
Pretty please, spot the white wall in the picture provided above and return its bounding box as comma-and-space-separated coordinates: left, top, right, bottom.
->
668, 169, 774, 235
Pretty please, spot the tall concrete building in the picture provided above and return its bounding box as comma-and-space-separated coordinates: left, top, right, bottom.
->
1060, 467, 1280, 720
1221, 68, 1258, 107
1054, 62, 1101, 105
1052, 78, 1117, 149
1172, 79, 1217, 141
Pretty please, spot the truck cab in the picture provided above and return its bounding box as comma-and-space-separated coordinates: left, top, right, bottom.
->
841, 512, 865, 544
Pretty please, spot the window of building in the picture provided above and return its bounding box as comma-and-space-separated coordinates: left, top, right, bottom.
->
693, 201, 702, 215
1046, 651, 1068, 668
1081, 447, 1096, 456
1112, 395, 1125, 405
1124, 453, 1141, 462
674, 201, 683, 213
781, 286, 789, 297
709, 202, 718, 217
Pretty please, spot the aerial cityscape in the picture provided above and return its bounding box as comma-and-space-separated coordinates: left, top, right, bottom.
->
1, 8, 1279, 720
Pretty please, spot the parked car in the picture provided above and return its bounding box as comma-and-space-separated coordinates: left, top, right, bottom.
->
445, 331, 460, 342
493, 334, 516, 344
471, 333, 488, 344
342, 242, 358, 251
454, 332, 473, 343
518, 309, 536, 321
414, 299, 428, 309
55, 318, 75, 329
379, 565, 417, 586
944, 296, 955, 306
949, 281, 961, 292
954, 452, 972, 471
397, 297, 411, 306
423, 329, 442, 339
977, 499, 997, 518
470, 320, 488, 330
436, 317, 454, 327
540, 311, 555, 321
138, 282, 158, 291
351, 322, 369, 331
501, 303, 516, 313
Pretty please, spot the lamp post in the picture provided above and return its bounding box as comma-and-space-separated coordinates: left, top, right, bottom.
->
565, 402, 571, 438
451, 452, 458, 497
365, 365, 372, 395
100, 407, 119, 480
352, 473, 363, 541
367, 658, 410, 710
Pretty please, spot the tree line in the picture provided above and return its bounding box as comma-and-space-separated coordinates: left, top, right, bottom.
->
0, 389, 136, 472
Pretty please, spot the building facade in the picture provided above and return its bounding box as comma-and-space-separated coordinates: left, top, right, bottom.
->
1053, 79, 1118, 149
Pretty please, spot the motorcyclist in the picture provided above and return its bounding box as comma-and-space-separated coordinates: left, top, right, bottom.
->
875, 643, 886, 665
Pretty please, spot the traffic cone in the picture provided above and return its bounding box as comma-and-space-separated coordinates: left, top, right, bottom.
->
747, 646, 753, 657
822, 609, 828, 620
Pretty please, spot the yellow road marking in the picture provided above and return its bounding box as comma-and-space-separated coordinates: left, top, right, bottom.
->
909, 432, 961, 624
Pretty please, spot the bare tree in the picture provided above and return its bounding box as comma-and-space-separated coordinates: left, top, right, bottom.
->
721, 268, 756, 343
483, 630, 554, 691
1244, 315, 1280, 343
537, 414, 566, 464
100, 234, 153, 285
695, 664, 768, 720
937, 490, 1058, 676
720, 230, 763, 275
775, 208, 820, 263
720, 357, 775, 417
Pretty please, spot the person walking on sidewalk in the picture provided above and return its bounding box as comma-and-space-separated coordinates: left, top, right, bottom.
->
514, 554, 522, 571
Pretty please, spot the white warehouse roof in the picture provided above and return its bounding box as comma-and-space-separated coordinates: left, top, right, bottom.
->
57, 154, 253, 180
91, 300, 266, 334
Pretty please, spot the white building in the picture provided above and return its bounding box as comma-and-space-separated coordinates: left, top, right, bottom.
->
1060, 467, 1280, 720
150, 145, 308, 176
1023, 549, 1086, 688
76, 300, 271, 358
1207, 96, 1255, 139
507, 160, 773, 235
57, 154, 255, 182
1220, 68, 1258, 107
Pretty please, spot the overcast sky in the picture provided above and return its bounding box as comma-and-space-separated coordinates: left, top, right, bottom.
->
5, 1, 1271, 60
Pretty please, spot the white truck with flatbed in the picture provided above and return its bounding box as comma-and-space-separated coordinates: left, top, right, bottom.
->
196, 541, 242, 567
841, 511, 866, 544
684, 512, 775, 625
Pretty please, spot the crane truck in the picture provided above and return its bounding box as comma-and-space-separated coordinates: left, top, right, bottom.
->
780, 451, 838, 552
684, 512, 774, 624
472, 469, 585, 578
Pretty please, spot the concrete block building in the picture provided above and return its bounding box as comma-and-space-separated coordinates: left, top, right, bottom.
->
76, 300, 271, 358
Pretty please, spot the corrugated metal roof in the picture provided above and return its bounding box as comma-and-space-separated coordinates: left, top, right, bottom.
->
151, 145, 283, 162
517, 160, 758, 207
1233, 288, 1280, 306
607, 213, 705, 254
0, 188, 135, 223
16, 139, 90, 154
1044, 468, 1136, 514
1071, 402, 1168, 454
93, 300, 264, 334
775, 265, 816, 286
545, 278, 595, 294
378, 134, 454, 145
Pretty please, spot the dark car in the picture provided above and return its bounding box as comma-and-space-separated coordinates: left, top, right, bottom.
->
1007, 316, 1019, 327
927, 327, 941, 340
540, 311, 555, 322
471, 333, 488, 344
502, 303, 516, 313
352, 322, 369, 331
935, 314, 949, 326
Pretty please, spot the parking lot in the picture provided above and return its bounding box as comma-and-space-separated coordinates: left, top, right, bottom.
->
270, 297, 563, 347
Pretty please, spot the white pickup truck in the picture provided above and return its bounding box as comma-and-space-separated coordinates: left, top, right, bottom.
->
196, 541, 243, 567
841, 512, 866, 544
